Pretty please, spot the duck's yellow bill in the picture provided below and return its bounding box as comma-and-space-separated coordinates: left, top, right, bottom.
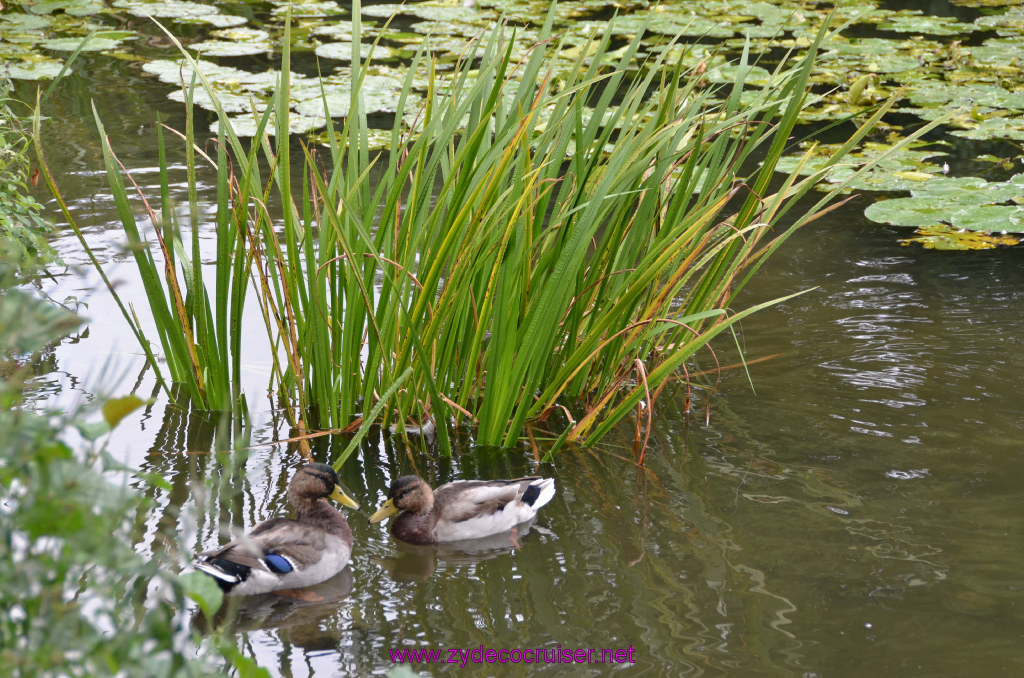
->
369, 498, 398, 523
331, 485, 360, 510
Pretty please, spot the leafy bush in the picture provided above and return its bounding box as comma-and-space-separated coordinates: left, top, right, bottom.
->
0, 78, 58, 281
1, 85, 264, 677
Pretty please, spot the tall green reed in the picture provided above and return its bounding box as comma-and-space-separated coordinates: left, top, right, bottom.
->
37, 5, 942, 454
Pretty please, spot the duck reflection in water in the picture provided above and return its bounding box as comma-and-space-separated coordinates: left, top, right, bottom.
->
373, 518, 554, 582
192, 566, 354, 637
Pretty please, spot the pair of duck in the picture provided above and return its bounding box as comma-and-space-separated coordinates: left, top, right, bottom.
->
196, 464, 556, 596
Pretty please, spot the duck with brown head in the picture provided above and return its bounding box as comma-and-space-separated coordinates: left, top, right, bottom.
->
369, 475, 556, 545
195, 463, 359, 596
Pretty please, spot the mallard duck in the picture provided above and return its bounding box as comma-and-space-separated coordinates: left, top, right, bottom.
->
195, 463, 359, 595
369, 475, 556, 545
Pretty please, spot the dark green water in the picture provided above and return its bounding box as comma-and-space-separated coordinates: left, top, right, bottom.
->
22, 35, 1024, 678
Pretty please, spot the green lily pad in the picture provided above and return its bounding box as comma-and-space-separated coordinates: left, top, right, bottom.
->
968, 38, 1024, 68
314, 42, 399, 61
269, 0, 343, 19
0, 13, 54, 32
949, 204, 1024, 231
949, 117, 1024, 142
362, 2, 489, 23
973, 6, 1024, 35
291, 73, 407, 117
873, 12, 979, 37
866, 174, 1024, 234
311, 23, 355, 41
41, 36, 129, 51
112, 0, 248, 27
819, 36, 942, 74
211, 27, 270, 42
167, 87, 259, 114
143, 58, 281, 91
897, 175, 1024, 204
27, 0, 106, 16
213, 111, 327, 137
955, 0, 1022, 7
4, 58, 69, 80
864, 197, 949, 227
905, 81, 1024, 111
773, 141, 951, 193
189, 39, 272, 57
705, 63, 772, 86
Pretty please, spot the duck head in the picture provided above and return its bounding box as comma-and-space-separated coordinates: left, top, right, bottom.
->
290, 463, 359, 509
369, 475, 433, 522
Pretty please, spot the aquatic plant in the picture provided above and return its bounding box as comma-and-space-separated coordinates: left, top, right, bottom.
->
37, 5, 929, 453
0, 78, 58, 281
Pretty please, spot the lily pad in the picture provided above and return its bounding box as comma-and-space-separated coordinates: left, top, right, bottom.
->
864, 197, 949, 227
0, 13, 54, 32
362, 2, 489, 23
213, 111, 327, 137
291, 73, 408, 117
866, 174, 1024, 235
3, 58, 69, 80
143, 58, 281, 91
315, 42, 399, 61
112, 0, 248, 28
27, 0, 106, 16
167, 87, 259, 114
189, 39, 273, 57
269, 0, 344, 19
41, 36, 130, 52
900, 224, 1020, 250
873, 13, 979, 37
904, 81, 1024, 111
773, 141, 951, 194
948, 117, 1024, 142
973, 6, 1024, 35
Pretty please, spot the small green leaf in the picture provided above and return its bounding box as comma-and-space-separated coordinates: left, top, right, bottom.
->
180, 570, 224, 619
102, 394, 147, 429
75, 420, 111, 442
135, 471, 173, 492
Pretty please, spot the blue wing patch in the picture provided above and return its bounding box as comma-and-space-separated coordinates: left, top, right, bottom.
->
264, 553, 294, 573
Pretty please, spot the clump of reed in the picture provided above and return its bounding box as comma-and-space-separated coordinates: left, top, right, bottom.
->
37, 5, 926, 455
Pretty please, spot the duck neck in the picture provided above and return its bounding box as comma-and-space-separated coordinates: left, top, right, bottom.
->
293, 497, 352, 539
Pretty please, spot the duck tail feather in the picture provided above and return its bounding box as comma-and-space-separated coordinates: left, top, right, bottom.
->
195, 558, 249, 592
521, 478, 556, 509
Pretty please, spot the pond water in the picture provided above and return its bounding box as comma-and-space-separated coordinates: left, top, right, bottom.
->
16, 9, 1024, 678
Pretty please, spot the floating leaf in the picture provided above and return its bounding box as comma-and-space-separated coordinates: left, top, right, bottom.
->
269, 0, 343, 19
314, 41, 398, 61
3, 58, 69, 80
874, 12, 980, 36
864, 197, 949, 227
900, 224, 1020, 250
773, 141, 950, 193
867, 174, 1024, 235
949, 117, 1024, 142
41, 37, 130, 52
189, 38, 272, 57
28, 0, 106, 16
112, 0, 248, 27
